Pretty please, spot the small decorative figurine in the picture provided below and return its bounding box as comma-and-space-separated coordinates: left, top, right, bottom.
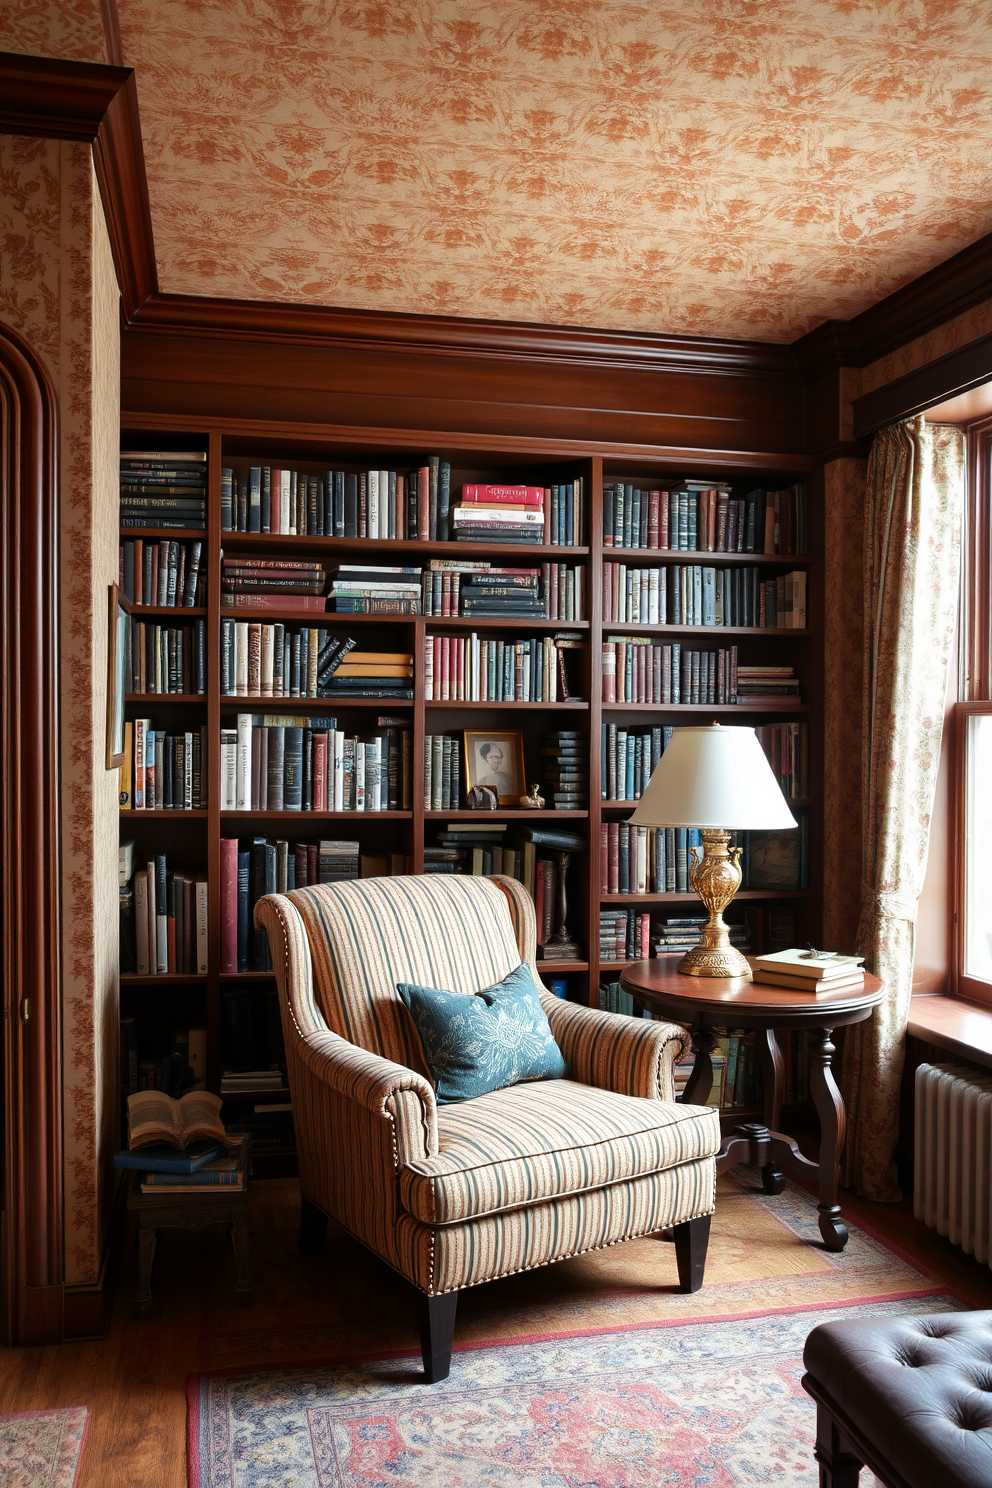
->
465, 784, 499, 811
518, 783, 545, 810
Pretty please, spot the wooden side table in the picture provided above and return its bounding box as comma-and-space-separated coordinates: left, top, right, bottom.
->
126, 1139, 252, 1317
619, 959, 884, 1252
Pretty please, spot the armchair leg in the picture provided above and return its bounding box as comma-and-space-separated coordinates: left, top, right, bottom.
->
419, 1291, 458, 1383
299, 1197, 329, 1256
673, 1213, 711, 1293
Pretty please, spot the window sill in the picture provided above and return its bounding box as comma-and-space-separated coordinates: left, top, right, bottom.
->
908, 993, 992, 1072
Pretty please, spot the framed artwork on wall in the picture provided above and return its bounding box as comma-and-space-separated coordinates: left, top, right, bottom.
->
106, 582, 128, 769
463, 730, 526, 805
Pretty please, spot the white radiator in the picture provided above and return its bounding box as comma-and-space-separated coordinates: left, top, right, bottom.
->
915, 1062, 992, 1264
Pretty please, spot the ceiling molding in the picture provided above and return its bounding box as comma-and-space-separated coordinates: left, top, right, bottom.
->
130, 291, 798, 379
852, 330, 992, 439
848, 230, 992, 366
0, 49, 157, 319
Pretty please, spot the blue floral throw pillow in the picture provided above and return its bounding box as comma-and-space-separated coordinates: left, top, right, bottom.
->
396, 962, 567, 1104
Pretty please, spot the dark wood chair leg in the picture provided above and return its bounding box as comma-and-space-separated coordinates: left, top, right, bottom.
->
419, 1290, 459, 1383
672, 1213, 711, 1293
298, 1196, 329, 1256
813, 1401, 863, 1487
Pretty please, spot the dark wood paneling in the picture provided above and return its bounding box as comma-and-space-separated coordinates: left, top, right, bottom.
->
852, 331, 992, 438
121, 332, 808, 454
0, 50, 157, 319
0, 321, 64, 1346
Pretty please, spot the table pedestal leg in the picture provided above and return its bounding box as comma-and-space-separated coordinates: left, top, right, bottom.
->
809, 1027, 848, 1252
755, 1028, 785, 1195
681, 1026, 718, 1107
134, 1220, 156, 1319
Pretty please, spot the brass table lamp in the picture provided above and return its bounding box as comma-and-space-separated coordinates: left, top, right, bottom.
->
628, 724, 797, 980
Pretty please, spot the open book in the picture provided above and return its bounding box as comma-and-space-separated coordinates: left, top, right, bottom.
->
127, 1090, 239, 1151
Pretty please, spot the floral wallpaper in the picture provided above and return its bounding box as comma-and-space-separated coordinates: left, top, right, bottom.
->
2, 0, 109, 62
0, 134, 120, 1289
111, 0, 992, 341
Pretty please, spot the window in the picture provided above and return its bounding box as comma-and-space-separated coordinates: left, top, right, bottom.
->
955, 416, 992, 1005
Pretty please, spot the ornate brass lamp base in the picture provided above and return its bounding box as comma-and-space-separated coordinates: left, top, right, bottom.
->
678, 827, 752, 980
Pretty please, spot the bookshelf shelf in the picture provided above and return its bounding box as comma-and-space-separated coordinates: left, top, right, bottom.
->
121, 810, 209, 819
221, 1086, 290, 1101
606, 548, 812, 567
601, 701, 811, 713
119, 414, 823, 1172
601, 890, 810, 904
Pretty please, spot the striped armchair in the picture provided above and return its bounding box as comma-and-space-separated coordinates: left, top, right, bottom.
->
255, 873, 720, 1381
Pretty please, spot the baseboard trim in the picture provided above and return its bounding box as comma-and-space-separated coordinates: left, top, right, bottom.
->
63, 1172, 127, 1340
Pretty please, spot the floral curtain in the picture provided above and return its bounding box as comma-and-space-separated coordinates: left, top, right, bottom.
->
840, 416, 965, 1202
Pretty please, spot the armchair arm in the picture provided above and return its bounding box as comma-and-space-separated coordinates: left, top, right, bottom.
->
296, 1026, 438, 1164
541, 995, 690, 1102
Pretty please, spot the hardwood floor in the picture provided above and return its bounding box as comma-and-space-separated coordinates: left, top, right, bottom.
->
2, 1177, 991, 1488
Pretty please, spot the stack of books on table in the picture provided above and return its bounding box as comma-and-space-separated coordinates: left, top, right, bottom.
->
735, 666, 801, 703
221, 557, 327, 612
116, 1092, 247, 1193
327, 566, 421, 614
120, 452, 207, 530
452, 484, 547, 545
753, 949, 865, 994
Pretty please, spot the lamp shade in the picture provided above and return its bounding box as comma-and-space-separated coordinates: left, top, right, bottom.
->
627, 725, 797, 830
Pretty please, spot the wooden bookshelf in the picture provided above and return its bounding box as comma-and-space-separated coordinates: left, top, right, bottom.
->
119, 417, 821, 1166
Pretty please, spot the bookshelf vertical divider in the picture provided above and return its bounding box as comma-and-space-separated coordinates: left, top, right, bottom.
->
120, 413, 820, 1167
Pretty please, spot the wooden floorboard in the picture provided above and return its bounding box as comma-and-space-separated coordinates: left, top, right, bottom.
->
1, 1177, 991, 1488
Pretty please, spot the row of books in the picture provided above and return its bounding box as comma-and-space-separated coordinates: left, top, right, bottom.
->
598, 912, 751, 965
119, 539, 204, 608
599, 819, 809, 894
756, 724, 808, 800
451, 482, 583, 547
120, 1018, 205, 1098
677, 1031, 812, 1110
220, 716, 412, 812
127, 618, 206, 695
424, 825, 530, 880
602, 640, 740, 705
597, 980, 643, 1016
423, 734, 463, 811
599, 722, 808, 803
220, 623, 411, 699
602, 481, 808, 555
420, 562, 585, 619
121, 853, 208, 975
544, 729, 587, 808
219, 984, 285, 1089
221, 460, 446, 541
736, 666, 801, 702
602, 563, 808, 628
120, 451, 207, 530
119, 722, 207, 810
424, 633, 582, 702
329, 566, 420, 614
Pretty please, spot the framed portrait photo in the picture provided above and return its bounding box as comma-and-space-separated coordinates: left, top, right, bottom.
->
463, 730, 526, 806
106, 583, 128, 769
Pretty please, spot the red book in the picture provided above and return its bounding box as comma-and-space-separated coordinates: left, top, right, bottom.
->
461, 484, 544, 506
418, 465, 430, 541
313, 732, 327, 810
221, 593, 327, 611
220, 839, 237, 972
600, 823, 609, 895
608, 822, 619, 894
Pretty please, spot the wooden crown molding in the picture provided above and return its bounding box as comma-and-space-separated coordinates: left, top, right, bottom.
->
0, 49, 157, 319
0, 319, 64, 1346
852, 329, 992, 439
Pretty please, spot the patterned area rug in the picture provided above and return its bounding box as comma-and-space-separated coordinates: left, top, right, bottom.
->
192, 1176, 963, 1486
0, 1407, 89, 1488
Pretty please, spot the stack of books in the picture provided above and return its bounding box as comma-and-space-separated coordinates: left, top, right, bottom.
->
321, 649, 413, 699
423, 735, 463, 810
120, 451, 207, 530
116, 1092, 246, 1194
654, 917, 754, 961
424, 822, 510, 875
451, 483, 547, 545
754, 949, 865, 994
120, 538, 204, 607
221, 557, 327, 613
543, 729, 587, 807
735, 665, 801, 703
221, 716, 411, 812
420, 561, 584, 618
599, 908, 649, 963
327, 566, 421, 614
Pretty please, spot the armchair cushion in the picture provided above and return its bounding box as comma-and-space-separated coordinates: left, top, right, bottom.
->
399, 1077, 720, 1225
397, 962, 566, 1104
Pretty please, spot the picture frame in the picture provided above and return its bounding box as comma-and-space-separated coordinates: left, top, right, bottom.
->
463, 730, 526, 806
744, 827, 801, 890
106, 582, 128, 769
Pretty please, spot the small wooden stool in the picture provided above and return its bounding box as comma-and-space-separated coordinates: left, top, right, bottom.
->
126, 1139, 252, 1317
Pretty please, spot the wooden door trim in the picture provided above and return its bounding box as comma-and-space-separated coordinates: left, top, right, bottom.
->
0, 320, 64, 1345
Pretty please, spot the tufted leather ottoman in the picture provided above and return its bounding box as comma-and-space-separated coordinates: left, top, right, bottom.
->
802, 1311, 992, 1487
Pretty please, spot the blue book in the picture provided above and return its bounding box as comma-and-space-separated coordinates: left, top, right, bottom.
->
237, 850, 250, 972
114, 1140, 225, 1175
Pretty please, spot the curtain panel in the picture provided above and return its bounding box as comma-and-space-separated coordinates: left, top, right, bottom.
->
841, 416, 964, 1202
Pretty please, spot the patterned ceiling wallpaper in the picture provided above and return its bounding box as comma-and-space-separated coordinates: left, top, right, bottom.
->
58, 2, 992, 339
